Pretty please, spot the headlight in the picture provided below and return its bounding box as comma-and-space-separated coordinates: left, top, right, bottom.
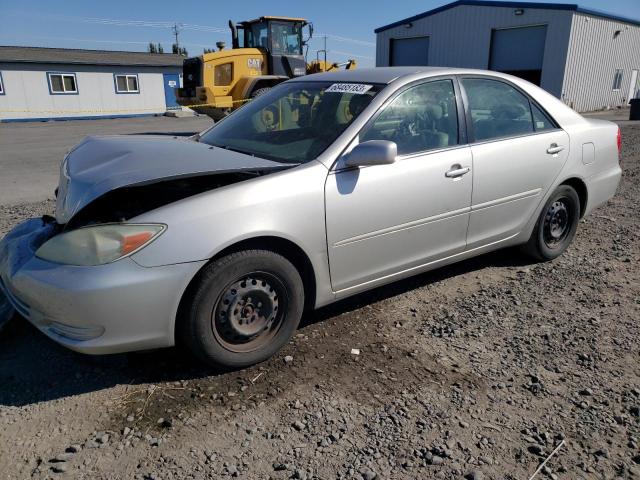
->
36, 224, 165, 266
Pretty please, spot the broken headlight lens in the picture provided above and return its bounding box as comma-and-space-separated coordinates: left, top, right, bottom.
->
36, 224, 166, 266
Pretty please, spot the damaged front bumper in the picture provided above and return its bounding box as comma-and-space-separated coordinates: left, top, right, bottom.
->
0, 218, 206, 354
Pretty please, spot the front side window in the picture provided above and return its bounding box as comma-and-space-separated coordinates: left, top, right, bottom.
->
613, 69, 624, 90
270, 22, 303, 55
462, 78, 534, 141
361, 79, 459, 156
48, 73, 77, 94
115, 74, 139, 93
200, 81, 381, 163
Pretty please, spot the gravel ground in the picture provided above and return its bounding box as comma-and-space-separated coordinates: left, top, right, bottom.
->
0, 124, 638, 480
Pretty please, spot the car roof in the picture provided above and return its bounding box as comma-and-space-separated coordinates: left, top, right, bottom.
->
291, 67, 485, 85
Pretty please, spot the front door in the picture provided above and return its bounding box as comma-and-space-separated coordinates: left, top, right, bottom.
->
325, 79, 473, 292
460, 77, 569, 247
163, 73, 181, 110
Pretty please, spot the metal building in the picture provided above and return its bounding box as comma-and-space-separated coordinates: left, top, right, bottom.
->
375, 0, 640, 112
0, 46, 184, 122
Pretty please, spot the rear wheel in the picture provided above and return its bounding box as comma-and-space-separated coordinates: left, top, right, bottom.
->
179, 250, 304, 368
522, 185, 580, 261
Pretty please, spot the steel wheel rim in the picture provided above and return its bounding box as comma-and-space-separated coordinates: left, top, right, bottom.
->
543, 198, 571, 248
211, 271, 287, 353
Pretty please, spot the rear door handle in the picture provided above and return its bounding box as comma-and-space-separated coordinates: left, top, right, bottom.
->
445, 165, 471, 178
547, 143, 565, 155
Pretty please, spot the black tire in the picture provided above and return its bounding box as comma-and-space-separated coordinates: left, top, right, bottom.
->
179, 250, 304, 369
250, 87, 271, 99
522, 185, 580, 261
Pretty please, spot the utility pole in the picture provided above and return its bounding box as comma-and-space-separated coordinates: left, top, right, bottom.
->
172, 23, 181, 50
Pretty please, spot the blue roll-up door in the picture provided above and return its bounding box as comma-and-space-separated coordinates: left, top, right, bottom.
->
390, 37, 430, 66
489, 25, 547, 85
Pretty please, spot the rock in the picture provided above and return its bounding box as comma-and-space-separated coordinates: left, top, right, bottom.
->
465, 470, 484, 480
284, 355, 294, 364
361, 468, 377, 480
159, 418, 173, 428
84, 440, 100, 449
292, 421, 305, 431
66, 445, 82, 453
430, 455, 444, 465
272, 463, 287, 471
528, 445, 544, 456
51, 464, 68, 473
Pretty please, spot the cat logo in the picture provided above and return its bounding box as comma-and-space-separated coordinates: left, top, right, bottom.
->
247, 58, 262, 70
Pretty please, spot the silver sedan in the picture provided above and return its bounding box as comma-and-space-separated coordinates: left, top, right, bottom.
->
0, 68, 621, 368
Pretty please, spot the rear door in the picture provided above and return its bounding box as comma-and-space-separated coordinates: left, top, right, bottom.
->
460, 76, 569, 248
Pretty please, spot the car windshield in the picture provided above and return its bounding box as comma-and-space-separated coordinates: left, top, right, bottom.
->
200, 81, 381, 164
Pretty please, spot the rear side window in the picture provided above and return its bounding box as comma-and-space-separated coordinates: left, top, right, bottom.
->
361, 79, 459, 156
531, 103, 555, 132
462, 78, 534, 141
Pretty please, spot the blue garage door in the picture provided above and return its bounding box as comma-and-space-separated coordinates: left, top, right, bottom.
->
490, 25, 547, 85
163, 73, 181, 110
390, 37, 430, 66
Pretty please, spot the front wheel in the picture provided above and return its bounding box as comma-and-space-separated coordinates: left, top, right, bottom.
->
522, 185, 580, 261
179, 250, 304, 368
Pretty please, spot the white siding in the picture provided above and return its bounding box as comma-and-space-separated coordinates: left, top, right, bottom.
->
562, 13, 640, 112
376, 5, 573, 97
0, 64, 178, 121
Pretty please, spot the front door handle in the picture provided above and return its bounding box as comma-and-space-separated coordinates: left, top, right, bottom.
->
445, 164, 471, 178
547, 143, 565, 155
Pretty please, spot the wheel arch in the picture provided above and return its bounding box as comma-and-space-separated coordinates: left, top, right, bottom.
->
559, 177, 588, 218
175, 235, 317, 340
240, 76, 288, 99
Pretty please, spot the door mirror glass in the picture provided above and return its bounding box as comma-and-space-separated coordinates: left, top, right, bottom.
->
345, 140, 397, 168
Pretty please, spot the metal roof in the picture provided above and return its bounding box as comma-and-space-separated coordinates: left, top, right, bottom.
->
0, 46, 184, 67
375, 0, 640, 33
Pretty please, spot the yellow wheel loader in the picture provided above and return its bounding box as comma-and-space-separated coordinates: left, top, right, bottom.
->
175, 16, 356, 120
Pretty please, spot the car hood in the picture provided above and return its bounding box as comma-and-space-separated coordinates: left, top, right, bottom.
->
55, 135, 290, 224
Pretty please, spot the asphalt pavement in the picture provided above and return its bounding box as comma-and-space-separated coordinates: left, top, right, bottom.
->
0, 115, 213, 206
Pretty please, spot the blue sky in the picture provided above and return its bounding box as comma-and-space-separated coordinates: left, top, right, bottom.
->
0, 0, 638, 66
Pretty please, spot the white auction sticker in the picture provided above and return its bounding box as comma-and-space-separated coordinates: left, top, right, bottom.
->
325, 83, 373, 94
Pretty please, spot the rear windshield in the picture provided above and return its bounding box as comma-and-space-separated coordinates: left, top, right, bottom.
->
200, 81, 382, 164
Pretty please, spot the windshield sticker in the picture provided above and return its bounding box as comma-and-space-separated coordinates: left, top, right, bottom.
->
325, 83, 373, 94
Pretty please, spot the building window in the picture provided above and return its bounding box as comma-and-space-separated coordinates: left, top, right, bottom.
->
114, 74, 140, 94
612, 69, 624, 90
0, 72, 4, 95
48, 73, 78, 94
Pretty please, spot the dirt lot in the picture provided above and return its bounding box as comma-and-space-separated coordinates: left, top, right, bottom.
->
0, 123, 638, 480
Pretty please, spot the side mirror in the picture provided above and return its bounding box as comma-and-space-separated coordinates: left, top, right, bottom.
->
345, 140, 397, 168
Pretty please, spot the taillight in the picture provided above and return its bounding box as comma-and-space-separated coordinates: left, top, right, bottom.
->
617, 127, 622, 155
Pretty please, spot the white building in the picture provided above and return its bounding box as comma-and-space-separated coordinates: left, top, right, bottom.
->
375, 0, 640, 112
0, 46, 184, 122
